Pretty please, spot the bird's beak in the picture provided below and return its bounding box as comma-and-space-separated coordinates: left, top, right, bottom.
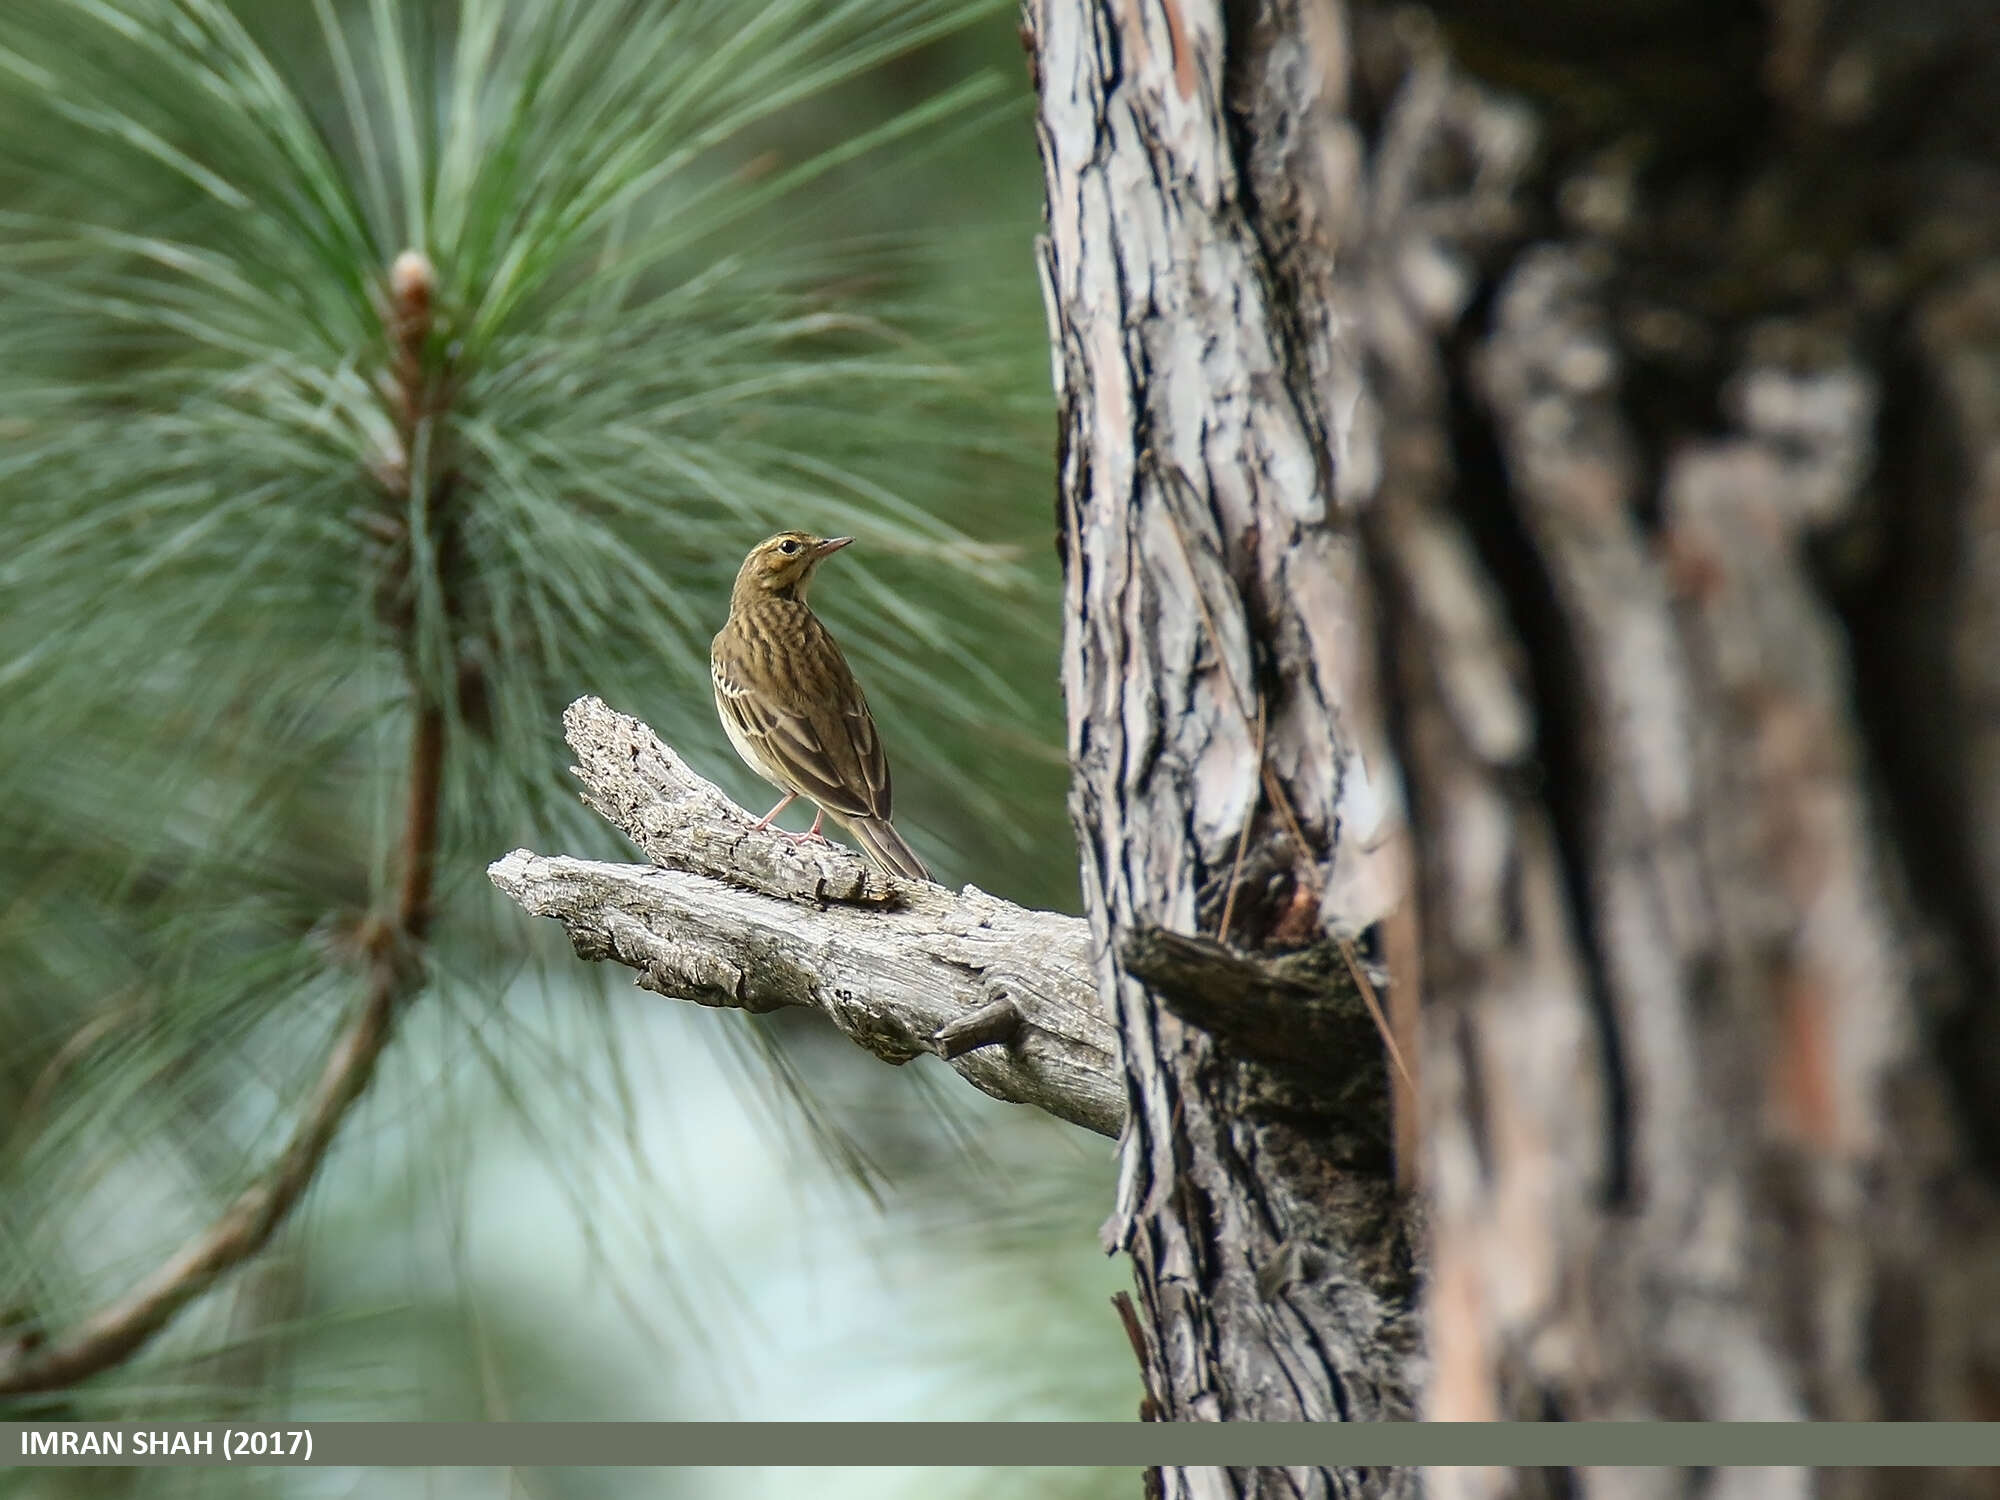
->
813, 536, 855, 558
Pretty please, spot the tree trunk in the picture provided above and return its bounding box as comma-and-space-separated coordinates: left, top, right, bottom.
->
1030, 0, 2000, 1491
1029, 0, 1428, 1472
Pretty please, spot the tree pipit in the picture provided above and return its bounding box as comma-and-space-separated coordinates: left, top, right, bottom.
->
711, 531, 931, 881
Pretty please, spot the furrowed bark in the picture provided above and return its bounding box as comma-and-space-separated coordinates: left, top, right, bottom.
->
1029, 0, 1424, 1489
1344, 7, 2000, 1480
1028, 0, 2000, 1494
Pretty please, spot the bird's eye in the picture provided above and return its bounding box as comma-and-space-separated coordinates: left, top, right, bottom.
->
778, 539, 799, 555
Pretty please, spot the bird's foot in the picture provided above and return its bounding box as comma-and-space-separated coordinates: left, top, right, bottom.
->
772, 810, 829, 847
750, 801, 828, 848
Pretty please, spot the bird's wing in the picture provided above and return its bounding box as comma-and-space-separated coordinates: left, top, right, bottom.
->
711, 610, 891, 822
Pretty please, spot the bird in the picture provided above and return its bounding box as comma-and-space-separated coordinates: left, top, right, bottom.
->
710, 531, 931, 882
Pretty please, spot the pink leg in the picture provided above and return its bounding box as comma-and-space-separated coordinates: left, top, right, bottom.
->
750, 792, 796, 830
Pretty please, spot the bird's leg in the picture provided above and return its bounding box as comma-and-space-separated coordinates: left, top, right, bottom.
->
750, 793, 831, 846
750, 792, 796, 831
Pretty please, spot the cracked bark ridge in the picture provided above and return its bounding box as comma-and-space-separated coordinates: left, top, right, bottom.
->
488, 700, 1123, 1137
1030, 0, 1422, 1480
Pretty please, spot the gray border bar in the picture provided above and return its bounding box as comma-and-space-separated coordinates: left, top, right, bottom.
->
5, 1423, 2000, 1466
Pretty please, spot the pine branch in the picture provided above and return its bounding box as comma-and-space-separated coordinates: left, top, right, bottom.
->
489, 697, 1123, 1137
0, 702, 444, 1396
0, 253, 451, 1398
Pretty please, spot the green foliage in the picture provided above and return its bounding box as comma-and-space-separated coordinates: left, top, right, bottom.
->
0, 0, 1101, 1438
0, 0, 1062, 871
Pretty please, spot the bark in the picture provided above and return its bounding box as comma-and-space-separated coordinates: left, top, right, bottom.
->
1030, 0, 1426, 1479
1354, 0, 2000, 1459
1028, 0, 2000, 1493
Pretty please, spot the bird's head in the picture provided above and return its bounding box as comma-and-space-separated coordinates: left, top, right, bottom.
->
732, 530, 853, 604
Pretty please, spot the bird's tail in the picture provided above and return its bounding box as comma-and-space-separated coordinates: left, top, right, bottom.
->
847, 816, 931, 882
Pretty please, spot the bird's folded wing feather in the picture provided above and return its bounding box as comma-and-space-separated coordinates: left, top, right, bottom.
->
712, 613, 892, 822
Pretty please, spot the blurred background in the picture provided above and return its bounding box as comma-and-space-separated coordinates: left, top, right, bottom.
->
0, 0, 1137, 1493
